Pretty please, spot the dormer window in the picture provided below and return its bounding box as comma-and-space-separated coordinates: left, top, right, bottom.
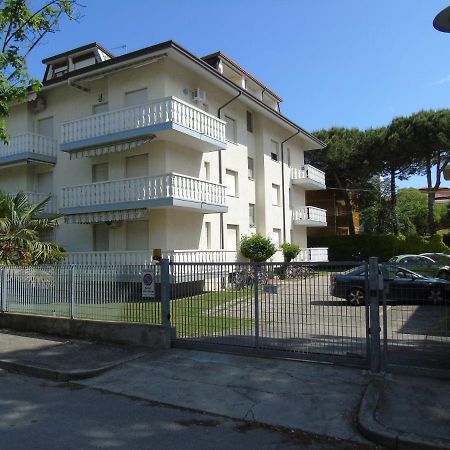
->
53, 62, 68, 78
43, 43, 114, 82
72, 52, 96, 70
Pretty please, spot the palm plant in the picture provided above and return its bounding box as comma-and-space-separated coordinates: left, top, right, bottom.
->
0, 191, 65, 265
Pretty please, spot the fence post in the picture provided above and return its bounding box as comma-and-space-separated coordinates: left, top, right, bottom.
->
70, 266, 76, 319
368, 257, 381, 373
0, 267, 6, 313
254, 263, 260, 349
160, 258, 171, 330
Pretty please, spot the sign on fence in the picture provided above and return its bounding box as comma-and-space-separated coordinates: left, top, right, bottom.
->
142, 271, 155, 298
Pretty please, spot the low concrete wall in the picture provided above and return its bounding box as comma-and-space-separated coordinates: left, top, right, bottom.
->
0, 313, 171, 349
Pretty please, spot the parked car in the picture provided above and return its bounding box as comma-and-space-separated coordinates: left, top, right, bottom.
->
330, 265, 450, 305
420, 252, 450, 263
388, 254, 450, 280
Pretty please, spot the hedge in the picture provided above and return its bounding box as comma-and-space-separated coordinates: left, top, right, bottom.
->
308, 233, 450, 262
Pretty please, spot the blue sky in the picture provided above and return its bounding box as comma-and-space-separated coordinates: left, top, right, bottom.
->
25, 0, 450, 188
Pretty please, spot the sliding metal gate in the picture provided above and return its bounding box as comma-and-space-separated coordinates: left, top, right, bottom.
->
168, 261, 371, 367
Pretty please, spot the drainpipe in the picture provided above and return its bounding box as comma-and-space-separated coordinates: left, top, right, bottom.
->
217, 91, 242, 249
281, 130, 300, 243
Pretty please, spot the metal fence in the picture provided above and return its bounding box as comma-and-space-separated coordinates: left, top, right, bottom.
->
379, 262, 450, 372
169, 261, 370, 365
0, 265, 161, 325
0, 258, 449, 373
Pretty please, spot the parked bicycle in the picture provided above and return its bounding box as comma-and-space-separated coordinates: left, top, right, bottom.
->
286, 264, 315, 279
229, 267, 269, 289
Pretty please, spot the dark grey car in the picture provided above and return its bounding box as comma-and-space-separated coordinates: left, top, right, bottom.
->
330, 265, 450, 306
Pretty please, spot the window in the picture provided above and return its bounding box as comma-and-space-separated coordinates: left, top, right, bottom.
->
248, 157, 255, 179
93, 223, 109, 251
126, 221, 149, 251
92, 163, 109, 183
272, 184, 280, 206
126, 154, 148, 178
226, 225, 239, 250
205, 222, 211, 249
270, 140, 279, 162
246, 111, 253, 133
72, 52, 96, 70
225, 169, 238, 197
249, 204, 255, 227
272, 228, 281, 247
225, 115, 237, 143
289, 188, 292, 209
204, 161, 210, 181
125, 88, 148, 107
37, 117, 54, 137
93, 103, 109, 114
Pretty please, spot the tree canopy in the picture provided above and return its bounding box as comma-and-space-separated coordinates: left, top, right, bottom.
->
0, 0, 79, 141
312, 109, 450, 237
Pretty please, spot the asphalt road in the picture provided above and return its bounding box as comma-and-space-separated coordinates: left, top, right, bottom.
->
0, 369, 372, 450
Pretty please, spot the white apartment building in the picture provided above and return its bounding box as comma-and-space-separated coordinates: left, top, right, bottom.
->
0, 40, 328, 265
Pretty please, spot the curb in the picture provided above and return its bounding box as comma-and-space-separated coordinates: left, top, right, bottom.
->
358, 380, 450, 450
0, 353, 145, 382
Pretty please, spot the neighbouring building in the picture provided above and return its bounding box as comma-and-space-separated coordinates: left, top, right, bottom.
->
306, 189, 360, 236
418, 187, 450, 204
0, 40, 329, 264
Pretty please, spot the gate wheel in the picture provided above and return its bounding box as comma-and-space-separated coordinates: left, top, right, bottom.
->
347, 288, 365, 306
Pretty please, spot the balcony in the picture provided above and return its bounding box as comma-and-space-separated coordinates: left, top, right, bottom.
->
293, 206, 327, 227
22, 192, 57, 216
0, 133, 58, 167
291, 164, 326, 190
63, 248, 328, 265
64, 250, 238, 265
60, 96, 227, 156
60, 173, 227, 217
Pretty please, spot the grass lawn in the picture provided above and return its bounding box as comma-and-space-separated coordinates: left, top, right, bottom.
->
7, 286, 261, 338
123, 288, 258, 337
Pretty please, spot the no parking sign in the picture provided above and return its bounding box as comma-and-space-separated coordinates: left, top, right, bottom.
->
142, 271, 155, 298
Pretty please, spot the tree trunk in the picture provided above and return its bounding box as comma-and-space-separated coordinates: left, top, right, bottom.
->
390, 168, 398, 234
333, 173, 355, 235
342, 190, 356, 235
425, 159, 436, 236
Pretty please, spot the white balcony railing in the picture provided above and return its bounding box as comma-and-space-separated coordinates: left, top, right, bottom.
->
291, 164, 325, 188
64, 248, 328, 265
166, 250, 238, 263
293, 206, 327, 225
61, 173, 227, 210
0, 133, 58, 159
292, 248, 329, 262
21, 192, 57, 215
60, 96, 226, 146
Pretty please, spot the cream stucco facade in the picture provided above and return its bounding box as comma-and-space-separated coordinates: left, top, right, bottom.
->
0, 41, 328, 264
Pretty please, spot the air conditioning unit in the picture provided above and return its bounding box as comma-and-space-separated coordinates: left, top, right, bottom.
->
192, 88, 207, 103
30, 96, 47, 114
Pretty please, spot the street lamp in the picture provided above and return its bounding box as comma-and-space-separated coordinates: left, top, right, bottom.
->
434, 6, 450, 32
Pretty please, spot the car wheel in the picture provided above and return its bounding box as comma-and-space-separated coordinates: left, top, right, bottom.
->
347, 288, 365, 306
437, 270, 450, 280
428, 288, 443, 305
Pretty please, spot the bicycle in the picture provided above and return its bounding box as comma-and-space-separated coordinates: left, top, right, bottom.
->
286, 264, 315, 279
229, 266, 269, 289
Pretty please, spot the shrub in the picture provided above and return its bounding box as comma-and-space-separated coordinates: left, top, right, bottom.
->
240, 234, 276, 262
308, 233, 450, 262
281, 242, 300, 263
